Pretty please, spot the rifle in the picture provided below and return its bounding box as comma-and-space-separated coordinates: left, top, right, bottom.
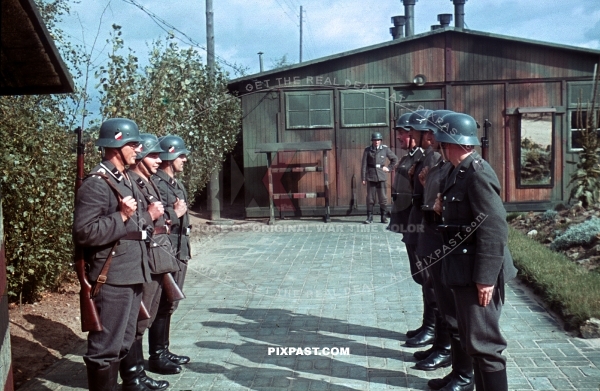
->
74, 127, 102, 332
163, 272, 185, 302
481, 119, 491, 161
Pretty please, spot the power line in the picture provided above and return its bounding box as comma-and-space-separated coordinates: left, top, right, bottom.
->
120, 0, 247, 76
274, 0, 299, 26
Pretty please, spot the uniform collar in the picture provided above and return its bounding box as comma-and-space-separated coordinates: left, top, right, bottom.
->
155, 169, 178, 187
99, 161, 124, 182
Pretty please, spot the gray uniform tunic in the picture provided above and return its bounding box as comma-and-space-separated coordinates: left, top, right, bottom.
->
73, 161, 151, 368
389, 147, 423, 233
439, 151, 518, 372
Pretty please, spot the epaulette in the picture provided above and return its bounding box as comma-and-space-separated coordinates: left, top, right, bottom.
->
381, 144, 388, 148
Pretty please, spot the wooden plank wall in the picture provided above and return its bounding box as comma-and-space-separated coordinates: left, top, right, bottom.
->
451, 34, 596, 82
451, 84, 505, 196
242, 92, 280, 209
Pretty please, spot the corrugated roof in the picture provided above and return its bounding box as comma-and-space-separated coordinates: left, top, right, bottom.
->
229, 27, 600, 85
1, 0, 75, 95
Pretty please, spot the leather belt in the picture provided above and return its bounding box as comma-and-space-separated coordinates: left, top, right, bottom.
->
172, 225, 192, 236
153, 225, 170, 235
122, 231, 148, 241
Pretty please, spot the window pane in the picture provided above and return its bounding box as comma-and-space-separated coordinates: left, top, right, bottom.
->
311, 93, 331, 110
571, 111, 587, 129
344, 109, 364, 125
365, 108, 387, 124
571, 130, 583, 149
289, 111, 309, 128
365, 92, 386, 108
311, 110, 331, 126
288, 94, 309, 111
344, 93, 364, 109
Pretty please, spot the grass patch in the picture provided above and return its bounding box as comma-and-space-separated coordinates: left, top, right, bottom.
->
508, 227, 600, 329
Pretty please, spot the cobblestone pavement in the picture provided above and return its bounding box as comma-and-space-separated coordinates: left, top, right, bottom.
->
20, 218, 600, 390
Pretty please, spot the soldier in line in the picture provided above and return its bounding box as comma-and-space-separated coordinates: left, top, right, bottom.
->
121, 134, 182, 390
73, 118, 151, 391
148, 135, 192, 375
434, 113, 518, 391
417, 110, 475, 391
361, 132, 398, 224
388, 113, 415, 233
403, 110, 453, 372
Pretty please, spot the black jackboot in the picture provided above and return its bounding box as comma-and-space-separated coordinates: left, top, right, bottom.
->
364, 212, 373, 224
406, 294, 436, 338
405, 296, 435, 347
133, 339, 169, 390
120, 343, 152, 391
148, 316, 182, 375
480, 368, 507, 391
428, 338, 474, 391
380, 210, 388, 223
415, 310, 451, 371
162, 314, 190, 365
87, 360, 119, 391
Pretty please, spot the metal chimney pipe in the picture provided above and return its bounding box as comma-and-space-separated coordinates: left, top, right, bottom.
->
258, 52, 264, 72
401, 0, 417, 37
390, 16, 406, 39
438, 13, 453, 27
452, 0, 466, 29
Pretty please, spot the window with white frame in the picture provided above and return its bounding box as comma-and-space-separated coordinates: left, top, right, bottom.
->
285, 91, 333, 129
340, 89, 389, 127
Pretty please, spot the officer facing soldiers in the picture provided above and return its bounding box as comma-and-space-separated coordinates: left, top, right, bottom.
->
434, 113, 518, 391
121, 133, 182, 390
73, 118, 152, 391
148, 135, 192, 375
361, 132, 398, 224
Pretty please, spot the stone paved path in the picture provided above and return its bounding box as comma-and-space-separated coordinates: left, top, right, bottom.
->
20, 218, 600, 390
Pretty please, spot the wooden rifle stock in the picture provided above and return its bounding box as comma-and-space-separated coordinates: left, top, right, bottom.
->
162, 272, 185, 302
74, 127, 103, 332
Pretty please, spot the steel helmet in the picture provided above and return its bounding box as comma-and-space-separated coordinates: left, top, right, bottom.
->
371, 132, 383, 141
95, 118, 142, 148
158, 135, 191, 161
136, 133, 165, 160
425, 110, 455, 133
434, 112, 480, 146
406, 109, 435, 131
394, 112, 412, 129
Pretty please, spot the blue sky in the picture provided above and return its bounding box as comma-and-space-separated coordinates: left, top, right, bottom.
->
59, 0, 600, 80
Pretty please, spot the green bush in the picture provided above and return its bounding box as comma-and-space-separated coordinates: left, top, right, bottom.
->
509, 227, 600, 329
540, 209, 558, 222
550, 217, 600, 250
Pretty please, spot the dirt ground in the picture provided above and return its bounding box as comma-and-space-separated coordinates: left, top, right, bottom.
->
9, 202, 251, 389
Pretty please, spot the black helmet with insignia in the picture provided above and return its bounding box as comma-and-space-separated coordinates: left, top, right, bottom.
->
406, 109, 435, 132
136, 133, 165, 160
394, 112, 412, 130
158, 135, 191, 161
434, 112, 480, 146
95, 118, 142, 148
371, 132, 383, 141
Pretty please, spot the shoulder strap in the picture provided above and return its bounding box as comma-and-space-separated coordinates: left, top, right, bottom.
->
86, 172, 125, 200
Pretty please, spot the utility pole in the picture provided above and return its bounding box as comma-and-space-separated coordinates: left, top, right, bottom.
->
206, 0, 227, 223
299, 5, 303, 63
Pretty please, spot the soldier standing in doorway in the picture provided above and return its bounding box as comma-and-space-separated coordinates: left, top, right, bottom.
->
73, 118, 151, 391
148, 135, 192, 375
361, 132, 398, 224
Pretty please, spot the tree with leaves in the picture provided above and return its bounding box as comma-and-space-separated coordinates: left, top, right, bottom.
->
97, 26, 241, 201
